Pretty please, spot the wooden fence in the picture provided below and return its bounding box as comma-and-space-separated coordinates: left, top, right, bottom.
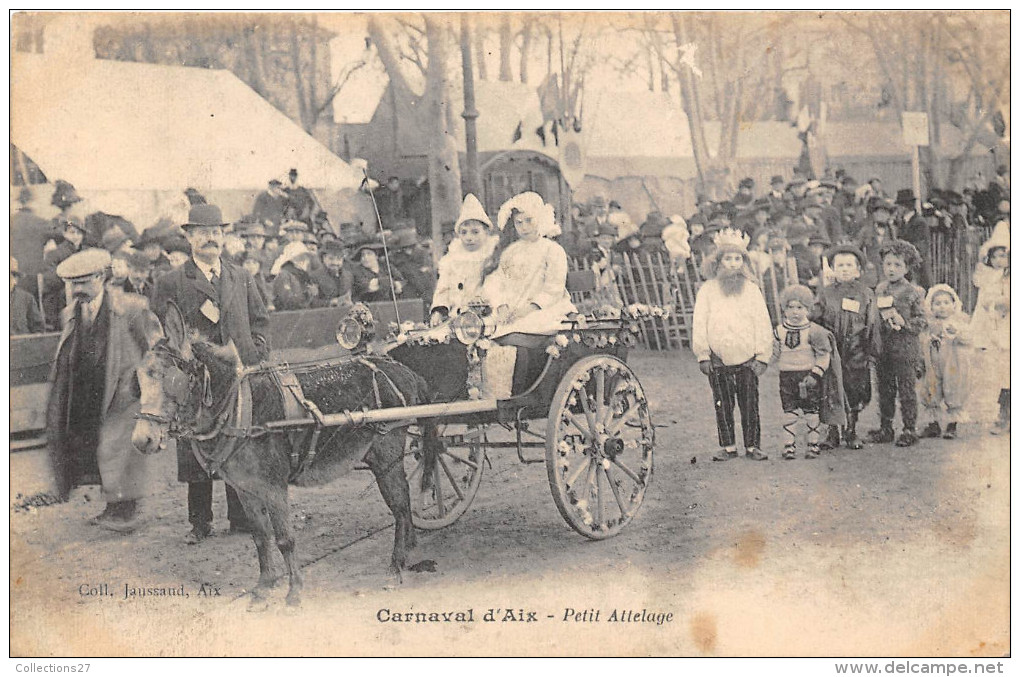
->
929, 225, 994, 313
570, 227, 991, 351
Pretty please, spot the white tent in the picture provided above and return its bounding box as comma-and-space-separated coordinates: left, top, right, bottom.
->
11, 54, 364, 192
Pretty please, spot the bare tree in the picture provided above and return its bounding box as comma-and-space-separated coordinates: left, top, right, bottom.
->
93, 15, 355, 148
841, 11, 1008, 189
498, 15, 513, 81
368, 14, 463, 243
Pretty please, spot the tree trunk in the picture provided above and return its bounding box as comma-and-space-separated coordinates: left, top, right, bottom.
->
499, 16, 513, 81
645, 47, 655, 92
671, 13, 719, 196
308, 17, 319, 127
424, 16, 463, 245
289, 20, 312, 133
519, 19, 532, 84
474, 24, 487, 81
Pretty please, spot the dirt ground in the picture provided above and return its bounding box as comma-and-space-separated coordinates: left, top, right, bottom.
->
9, 349, 1010, 657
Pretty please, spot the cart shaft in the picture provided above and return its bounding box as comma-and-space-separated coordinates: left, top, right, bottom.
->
264, 399, 500, 430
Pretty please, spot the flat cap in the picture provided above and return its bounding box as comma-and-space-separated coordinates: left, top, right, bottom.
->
56, 248, 111, 281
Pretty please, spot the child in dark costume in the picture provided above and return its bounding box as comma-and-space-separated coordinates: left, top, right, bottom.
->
773, 285, 832, 459
813, 243, 881, 449
867, 240, 928, 447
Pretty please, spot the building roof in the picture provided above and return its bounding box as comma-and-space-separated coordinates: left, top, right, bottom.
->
12, 54, 363, 191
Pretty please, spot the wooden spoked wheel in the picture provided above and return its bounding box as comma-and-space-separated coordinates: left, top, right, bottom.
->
545, 355, 654, 539
404, 422, 485, 529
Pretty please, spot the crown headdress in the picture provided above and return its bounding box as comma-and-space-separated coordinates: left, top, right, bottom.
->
711, 227, 750, 252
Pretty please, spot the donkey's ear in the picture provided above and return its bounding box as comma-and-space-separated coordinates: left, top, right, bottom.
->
163, 302, 190, 355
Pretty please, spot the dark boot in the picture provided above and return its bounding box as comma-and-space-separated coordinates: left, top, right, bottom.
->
942, 422, 958, 439
867, 423, 895, 444
920, 421, 942, 438
818, 425, 840, 450
844, 412, 863, 450
98, 500, 138, 533
896, 428, 919, 447
184, 524, 212, 545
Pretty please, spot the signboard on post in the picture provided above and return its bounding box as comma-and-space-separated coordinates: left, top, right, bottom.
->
902, 112, 930, 147
902, 112, 929, 212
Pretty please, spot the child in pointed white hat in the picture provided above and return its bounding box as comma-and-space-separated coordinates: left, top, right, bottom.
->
430, 193, 497, 325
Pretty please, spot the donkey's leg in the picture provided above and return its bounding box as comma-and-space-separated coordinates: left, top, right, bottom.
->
266, 494, 303, 607
232, 487, 280, 607
364, 431, 415, 577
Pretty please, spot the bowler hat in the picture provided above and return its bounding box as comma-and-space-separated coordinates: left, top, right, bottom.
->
390, 228, 419, 248
183, 204, 228, 229
137, 218, 179, 247
808, 233, 831, 248
51, 180, 82, 210
102, 226, 132, 252
282, 219, 309, 233
126, 249, 150, 271
56, 248, 111, 281
867, 197, 894, 214
164, 236, 191, 255
321, 239, 347, 256
895, 189, 916, 207
238, 222, 268, 238
770, 175, 785, 186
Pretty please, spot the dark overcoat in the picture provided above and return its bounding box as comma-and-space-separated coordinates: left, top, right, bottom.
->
46, 290, 163, 501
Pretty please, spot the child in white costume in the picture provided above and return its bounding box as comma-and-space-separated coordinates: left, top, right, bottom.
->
480, 192, 576, 399
430, 194, 497, 323
918, 284, 971, 440
970, 224, 1010, 433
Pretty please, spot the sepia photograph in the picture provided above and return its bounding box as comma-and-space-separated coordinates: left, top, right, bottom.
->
8, 10, 1011, 660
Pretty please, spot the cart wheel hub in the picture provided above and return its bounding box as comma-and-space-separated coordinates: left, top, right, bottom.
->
603, 437, 624, 458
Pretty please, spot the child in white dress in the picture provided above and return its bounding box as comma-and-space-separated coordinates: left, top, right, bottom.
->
480, 192, 576, 398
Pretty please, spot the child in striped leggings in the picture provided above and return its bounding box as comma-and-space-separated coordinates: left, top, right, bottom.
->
773, 285, 832, 459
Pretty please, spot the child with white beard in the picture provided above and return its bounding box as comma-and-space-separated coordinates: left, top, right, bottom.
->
692, 228, 775, 461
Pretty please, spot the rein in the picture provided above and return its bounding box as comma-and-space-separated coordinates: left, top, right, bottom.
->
136, 345, 416, 480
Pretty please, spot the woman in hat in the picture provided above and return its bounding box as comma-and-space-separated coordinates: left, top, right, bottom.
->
350, 243, 404, 304
270, 241, 320, 311
970, 224, 1010, 433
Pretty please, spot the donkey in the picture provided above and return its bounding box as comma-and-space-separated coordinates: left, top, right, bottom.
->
132, 303, 429, 608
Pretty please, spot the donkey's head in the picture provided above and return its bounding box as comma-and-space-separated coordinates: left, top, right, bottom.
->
132, 302, 242, 455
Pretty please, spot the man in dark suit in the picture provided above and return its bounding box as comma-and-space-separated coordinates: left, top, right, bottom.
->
42, 214, 89, 331
47, 248, 163, 532
894, 189, 933, 289
152, 204, 271, 544
10, 257, 44, 335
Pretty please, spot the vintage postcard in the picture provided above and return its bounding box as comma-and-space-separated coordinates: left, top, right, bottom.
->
9, 10, 1010, 659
